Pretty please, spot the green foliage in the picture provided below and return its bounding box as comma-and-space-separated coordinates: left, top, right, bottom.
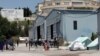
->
24, 20, 29, 37
0, 15, 10, 36
0, 15, 20, 38
23, 7, 32, 17
0, 14, 30, 38
9, 21, 19, 36
0, 7, 3, 10
91, 32, 98, 41
0, 35, 6, 42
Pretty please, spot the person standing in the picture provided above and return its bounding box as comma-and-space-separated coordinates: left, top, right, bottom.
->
25, 39, 28, 47
43, 40, 50, 51
8, 38, 15, 51
29, 39, 33, 50
16, 38, 20, 47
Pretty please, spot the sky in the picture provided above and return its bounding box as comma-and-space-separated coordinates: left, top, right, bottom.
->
0, 0, 43, 12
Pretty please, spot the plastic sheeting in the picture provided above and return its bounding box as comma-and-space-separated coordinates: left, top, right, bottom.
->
87, 38, 98, 47
69, 41, 86, 51
68, 37, 90, 47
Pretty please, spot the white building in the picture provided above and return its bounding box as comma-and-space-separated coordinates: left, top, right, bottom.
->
36, 0, 99, 16
33, 9, 98, 42
30, 0, 100, 42
0, 9, 24, 21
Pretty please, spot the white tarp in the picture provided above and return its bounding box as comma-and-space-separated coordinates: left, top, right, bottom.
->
69, 41, 86, 51
68, 37, 90, 47
87, 38, 98, 47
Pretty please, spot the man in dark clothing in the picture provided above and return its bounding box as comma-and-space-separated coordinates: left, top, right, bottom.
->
25, 39, 28, 47
29, 39, 33, 50
16, 39, 20, 47
8, 38, 15, 51
0, 40, 5, 51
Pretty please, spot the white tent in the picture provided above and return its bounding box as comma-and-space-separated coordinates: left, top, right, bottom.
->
68, 37, 92, 50
69, 41, 86, 51
69, 37, 91, 47
87, 38, 99, 49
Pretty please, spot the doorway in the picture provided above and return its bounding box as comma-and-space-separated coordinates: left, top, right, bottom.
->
51, 25, 53, 39
37, 26, 41, 40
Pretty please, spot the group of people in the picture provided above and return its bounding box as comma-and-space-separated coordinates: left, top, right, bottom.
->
25, 37, 59, 51
0, 38, 15, 51
0, 37, 60, 51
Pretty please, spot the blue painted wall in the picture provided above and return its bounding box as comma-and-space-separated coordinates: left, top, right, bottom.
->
60, 11, 97, 41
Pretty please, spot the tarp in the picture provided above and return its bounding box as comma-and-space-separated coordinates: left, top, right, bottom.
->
87, 38, 98, 47
69, 41, 86, 51
68, 37, 90, 47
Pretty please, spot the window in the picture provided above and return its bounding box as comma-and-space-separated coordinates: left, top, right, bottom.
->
73, 21, 77, 30
55, 2, 60, 5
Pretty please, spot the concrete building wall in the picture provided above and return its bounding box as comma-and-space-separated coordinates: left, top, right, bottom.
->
98, 8, 100, 34
40, 24, 45, 39
29, 26, 34, 39
61, 12, 97, 41
34, 16, 45, 40
34, 27, 37, 40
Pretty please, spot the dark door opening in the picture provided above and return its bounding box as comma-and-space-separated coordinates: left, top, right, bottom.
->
51, 25, 53, 39
37, 26, 41, 40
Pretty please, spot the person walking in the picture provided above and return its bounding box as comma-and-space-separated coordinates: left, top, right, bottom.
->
16, 38, 20, 47
25, 39, 28, 47
8, 38, 15, 51
43, 40, 50, 51
34, 40, 38, 48
29, 39, 33, 50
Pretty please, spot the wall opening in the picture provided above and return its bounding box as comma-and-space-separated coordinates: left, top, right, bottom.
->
51, 24, 53, 39
73, 20, 77, 30
37, 26, 41, 40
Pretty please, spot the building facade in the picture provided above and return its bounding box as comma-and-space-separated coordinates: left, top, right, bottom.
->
0, 9, 24, 21
45, 9, 97, 42
31, 0, 100, 42
33, 16, 45, 40
36, 0, 99, 15
32, 9, 98, 42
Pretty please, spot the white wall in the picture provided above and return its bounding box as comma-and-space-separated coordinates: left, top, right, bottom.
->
1, 9, 24, 21
61, 13, 97, 41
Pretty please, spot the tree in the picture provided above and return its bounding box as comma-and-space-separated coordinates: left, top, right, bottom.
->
0, 15, 10, 35
23, 7, 32, 17
9, 21, 19, 36
0, 7, 3, 10
24, 20, 30, 37
0, 15, 11, 39
0, 16, 21, 38
91, 32, 97, 41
